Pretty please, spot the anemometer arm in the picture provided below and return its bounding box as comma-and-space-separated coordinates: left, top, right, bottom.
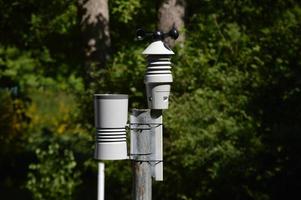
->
136, 27, 179, 41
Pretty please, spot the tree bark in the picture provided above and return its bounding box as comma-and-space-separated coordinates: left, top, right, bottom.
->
158, 0, 186, 47
78, 0, 111, 87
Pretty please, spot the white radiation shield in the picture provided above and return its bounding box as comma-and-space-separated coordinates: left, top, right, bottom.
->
94, 94, 128, 160
143, 41, 174, 110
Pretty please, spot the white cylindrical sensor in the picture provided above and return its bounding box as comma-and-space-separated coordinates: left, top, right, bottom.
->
142, 41, 174, 110
94, 94, 128, 160
144, 55, 173, 109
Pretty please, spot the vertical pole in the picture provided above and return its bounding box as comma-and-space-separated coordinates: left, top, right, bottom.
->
132, 159, 152, 200
131, 109, 152, 200
98, 162, 105, 200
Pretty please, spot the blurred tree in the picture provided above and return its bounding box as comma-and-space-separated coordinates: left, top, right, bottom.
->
78, 0, 111, 88
158, 0, 186, 47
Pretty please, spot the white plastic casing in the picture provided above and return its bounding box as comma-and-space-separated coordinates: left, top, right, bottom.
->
94, 94, 128, 160
143, 41, 174, 110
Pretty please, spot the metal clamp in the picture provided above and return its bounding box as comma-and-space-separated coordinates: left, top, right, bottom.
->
130, 123, 162, 131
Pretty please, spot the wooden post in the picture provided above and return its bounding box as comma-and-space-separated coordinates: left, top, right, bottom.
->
132, 160, 152, 200
130, 109, 163, 200
131, 109, 152, 200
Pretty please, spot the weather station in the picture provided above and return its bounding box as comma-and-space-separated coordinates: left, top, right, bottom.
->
93, 27, 179, 200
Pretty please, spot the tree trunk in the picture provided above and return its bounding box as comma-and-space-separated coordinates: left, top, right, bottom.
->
78, 0, 111, 87
158, 0, 186, 47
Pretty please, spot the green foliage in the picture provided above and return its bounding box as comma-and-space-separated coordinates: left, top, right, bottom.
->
101, 45, 147, 108
162, 89, 262, 199
109, 0, 157, 49
0, 46, 83, 93
0, 47, 45, 89
111, 0, 141, 23
154, 1, 301, 199
0, 90, 18, 137
26, 143, 81, 200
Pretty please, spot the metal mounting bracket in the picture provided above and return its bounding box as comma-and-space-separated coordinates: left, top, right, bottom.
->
130, 109, 164, 181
